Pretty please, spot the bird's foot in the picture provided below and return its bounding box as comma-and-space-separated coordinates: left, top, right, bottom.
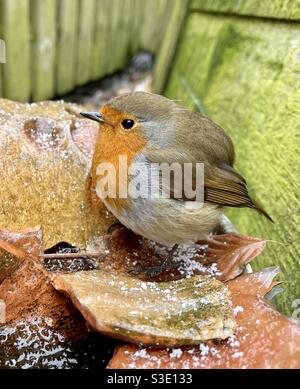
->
103, 221, 128, 251
130, 260, 181, 277
130, 244, 180, 277
107, 221, 124, 234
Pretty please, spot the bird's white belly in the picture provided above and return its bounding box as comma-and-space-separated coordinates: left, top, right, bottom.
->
103, 197, 220, 247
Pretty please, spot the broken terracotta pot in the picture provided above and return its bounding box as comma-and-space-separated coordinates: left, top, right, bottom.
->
0, 99, 115, 249
108, 268, 300, 369
0, 226, 42, 282
52, 269, 236, 347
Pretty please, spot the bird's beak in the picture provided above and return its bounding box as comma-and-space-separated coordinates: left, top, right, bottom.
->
80, 111, 109, 125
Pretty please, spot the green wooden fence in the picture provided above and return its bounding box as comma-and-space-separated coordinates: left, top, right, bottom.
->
163, 0, 300, 315
0, 0, 173, 102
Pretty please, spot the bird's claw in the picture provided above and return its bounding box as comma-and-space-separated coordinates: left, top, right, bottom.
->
129, 261, 180, 278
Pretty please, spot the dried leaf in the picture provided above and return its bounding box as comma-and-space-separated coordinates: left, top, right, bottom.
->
108, 268, 300, 369
196, 233, 267, 281
0, 226, 42, 282
0, 226, 87, 336
52, 269, 236, 346
0, 99, 114, 249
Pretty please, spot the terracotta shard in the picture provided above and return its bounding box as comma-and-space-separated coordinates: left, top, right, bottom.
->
0, 226, 87, 338
196, 233, 267, 281
0, 226, 42, 282
0, 98, 114, 249
108, 268, 300, 369
52, 269, 236, 347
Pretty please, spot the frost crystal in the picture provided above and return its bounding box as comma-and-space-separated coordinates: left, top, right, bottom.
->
169, 348, 183, 359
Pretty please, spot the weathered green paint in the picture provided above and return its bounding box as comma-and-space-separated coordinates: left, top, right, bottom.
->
0, 15, 3, 96
76, 0, 96, 86
0, 0, 31, 102
139, 0, 170, 53
91, 0, 108, 80
130, 0, 143, 54
56, 0, 79, 96
31, 0, 57, 101
165, 12, 300, 315
0, 0, 173, 101
107, 0, 131, 74
191, 0, 300, 21
102, 0, 122, 75
153, 0, 189, 93
113, 0, 132, 70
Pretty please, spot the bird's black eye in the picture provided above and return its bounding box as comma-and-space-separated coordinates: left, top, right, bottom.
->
121, 119, 135, 130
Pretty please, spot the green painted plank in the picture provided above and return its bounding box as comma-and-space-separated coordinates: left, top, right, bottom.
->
99, 0, 114, 75
31, 0, 57, 101
91, 0, 109, 80
153, 0, 189, 93
140, 0, 170, 53
166, 13, 300, 315
76, 0, 96, 86
0, 63, 2, 98
104, 0, 123, 74
191, 0, 300, 21
132, 0, 143, 47
93, 0, 132, 78
113, 0, 132, 70
130, 0, 144, 54
0, 0, 31, 102
0, 13, 4, 97
56, 0, 79, 95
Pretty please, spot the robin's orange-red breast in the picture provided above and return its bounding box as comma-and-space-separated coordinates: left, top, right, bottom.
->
81, 92, 271, 275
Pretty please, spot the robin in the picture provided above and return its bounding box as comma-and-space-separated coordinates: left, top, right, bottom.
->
81, 92, 271, 276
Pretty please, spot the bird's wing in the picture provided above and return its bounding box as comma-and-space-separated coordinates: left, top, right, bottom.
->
145, 148, 272, 221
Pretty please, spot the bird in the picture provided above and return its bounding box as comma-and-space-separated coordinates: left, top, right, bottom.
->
81, 92, 272, 276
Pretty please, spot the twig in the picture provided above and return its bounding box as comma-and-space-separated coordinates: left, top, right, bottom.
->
43, 252, 104, 260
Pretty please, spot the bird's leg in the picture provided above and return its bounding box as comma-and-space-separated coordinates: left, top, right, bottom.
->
103, 221, 125, 250
131, 244, 180, 277
107, 221, 124, 234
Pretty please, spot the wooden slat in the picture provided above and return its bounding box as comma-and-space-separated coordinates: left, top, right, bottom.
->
114, 0, 132, 70
104, 0, 121, 75
191, 0, 300, 21
153, 0, 189, 93
76, 0, 96, 86
97, 0, 113, 76
0, 62, 2, 98
0, 0, 31, 102
139, 0, 169, 53
91, 0, 108, 80
91, 0, 131, 80
31, 0, 57, 101
56, 0, 79, 95
165, 12, 300, 314
130, 0, 143, 54
0, 15, 3, 97
0, 0, 174, 100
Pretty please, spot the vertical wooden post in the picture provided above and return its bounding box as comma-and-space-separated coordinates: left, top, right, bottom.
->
0, 10, 3, 97
104, 0, 120, 74
130, 0, 142, 54
0, 0, 31, 102
56, 0, 79, 95
31, 0, 57, 101
153, 0, 189, 93
139, 0, 169, 53
92, 0, 109, 80
114, 0, 132, 70
76, 0, 96, 86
